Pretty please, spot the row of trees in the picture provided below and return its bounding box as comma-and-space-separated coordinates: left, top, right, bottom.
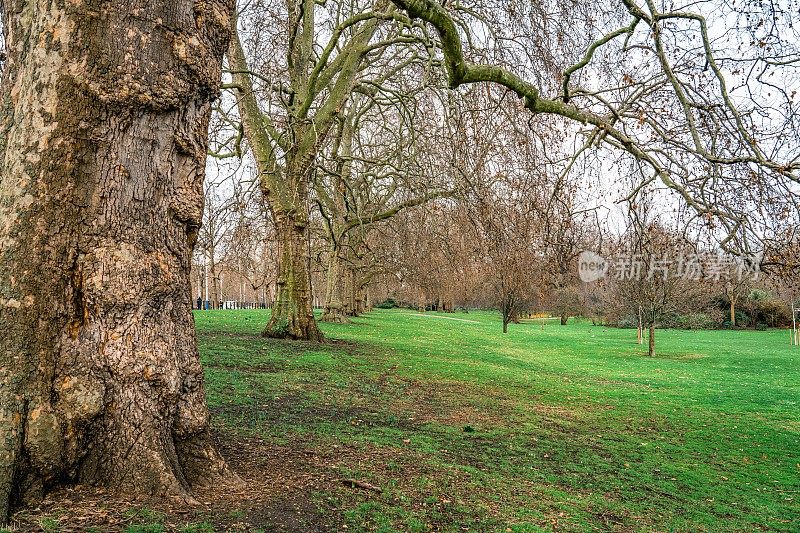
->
198, 141, 798, 359
377, 202, 798, 339
205, 0, 800, 344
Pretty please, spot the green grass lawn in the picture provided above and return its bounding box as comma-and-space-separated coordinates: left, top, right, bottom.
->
194, 308, 799, 532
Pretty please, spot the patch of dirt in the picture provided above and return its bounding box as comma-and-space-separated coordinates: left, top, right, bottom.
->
387, 378, 520, 430
210, 393, 378, 429
323, 338, 363, 353
529, 404, 583, 420
204, 334, 363, 357
7, 432, 339, 532
10, 431, 388, 532
210, 372, 524, 436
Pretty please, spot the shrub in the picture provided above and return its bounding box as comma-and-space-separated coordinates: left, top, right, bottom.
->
673, 313, 716, 330
755, 298, 792, 327
375, 298, 398, 309
743, 292, 792, 327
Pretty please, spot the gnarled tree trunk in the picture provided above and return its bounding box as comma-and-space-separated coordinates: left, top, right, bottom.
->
0, 0, 235, 522
364, 286, 372, 311
354, 286, 366, 316
264, 211, 323, 341
321, 245, 350, 324
341, 266, 356, 317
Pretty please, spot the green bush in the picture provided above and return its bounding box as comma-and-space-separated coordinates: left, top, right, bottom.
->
614, 315, 638, 329
673, 313, 716, 330
740, 291, 792, 327
754, 298, 792, 327
375, 298, 398, 309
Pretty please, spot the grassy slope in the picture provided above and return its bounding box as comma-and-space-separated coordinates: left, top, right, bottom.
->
197, 309, 800, 532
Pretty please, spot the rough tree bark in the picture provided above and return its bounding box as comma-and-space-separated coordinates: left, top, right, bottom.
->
0, 0, 236, 522
341, 266, 356, 317
264, 208, 323, 340
321, 246, 350, 324
320, 118, 351, 325
354, 287, 366, 316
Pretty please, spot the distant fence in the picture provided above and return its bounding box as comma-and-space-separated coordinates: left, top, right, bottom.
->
194, 299, 328, 311
195, 299, 270, 310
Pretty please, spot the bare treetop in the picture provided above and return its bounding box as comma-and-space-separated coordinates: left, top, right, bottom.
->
388, 0, 799, 256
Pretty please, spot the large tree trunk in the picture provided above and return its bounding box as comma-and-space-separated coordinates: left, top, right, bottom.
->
354, 286, 366, 316
342, 266, 356, 317
365, 285, 372, 312
263, 212, 323, 341
730, 300, 736, 327
0, 0, 235, 522
560, 312, 569, 326
321, 246, 350, 324
648, 324, 656, 357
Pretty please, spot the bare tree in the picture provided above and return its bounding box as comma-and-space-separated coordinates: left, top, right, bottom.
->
222, 185, 278, 306
223, 0, 419, 340
542, 185, 589, 325
315, 89, 453, 322
614, 219, 703, 356
722, 273, 753, 327
388, 0, 800, 256
196, 182, 233, 309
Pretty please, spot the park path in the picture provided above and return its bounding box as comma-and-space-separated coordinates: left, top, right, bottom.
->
404, 312, 481, 324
